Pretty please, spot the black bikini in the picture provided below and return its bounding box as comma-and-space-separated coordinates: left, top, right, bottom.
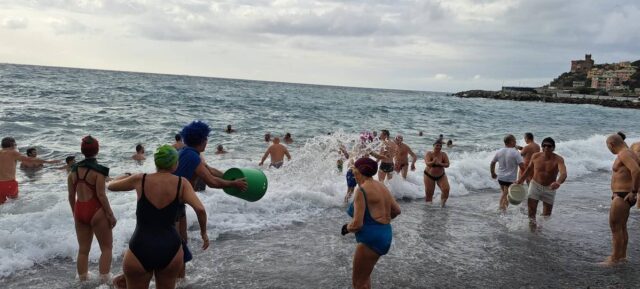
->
129, 174, 182, 272
424, 170, 445, 181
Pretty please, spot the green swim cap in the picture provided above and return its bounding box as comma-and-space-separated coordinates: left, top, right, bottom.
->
154, 144, 178, 169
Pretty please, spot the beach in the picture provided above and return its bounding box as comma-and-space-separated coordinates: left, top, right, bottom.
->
2, 63, 640, 288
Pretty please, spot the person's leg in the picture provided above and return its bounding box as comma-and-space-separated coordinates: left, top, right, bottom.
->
91, 208, 113, 279
423, 174, 435, 203
438, 175, 450, 208
123, 249, 153, 289
352, 244, 380, 289
345, 187, 355, 203
606, 197, 629, 264
401, 165, 408, 179
527, 198, 539, 231
176, 216, 188, 279
154, 247, 184, 289
75, 222, 94, 280
499, 185, 509, 211
541, 202, 553, 217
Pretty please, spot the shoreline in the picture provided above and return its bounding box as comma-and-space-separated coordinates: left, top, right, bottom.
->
454, 90, 640, 109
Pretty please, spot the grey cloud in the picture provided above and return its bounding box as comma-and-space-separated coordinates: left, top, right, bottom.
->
48, 17, 89, 34
1, 17, 28, 29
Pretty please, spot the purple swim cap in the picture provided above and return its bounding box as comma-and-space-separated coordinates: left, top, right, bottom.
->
354, 157, 377, 177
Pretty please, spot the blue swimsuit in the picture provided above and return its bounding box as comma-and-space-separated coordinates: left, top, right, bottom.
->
347, 188, 393, 256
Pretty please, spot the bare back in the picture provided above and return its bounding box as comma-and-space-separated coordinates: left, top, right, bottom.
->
611, 149, 640, 192
267, 143, 289, 163
135, 173, 184, 208
0, 149, 19, 181
358, 180, 397, 224
69, 167, 104, 202
530, 152, 564, 186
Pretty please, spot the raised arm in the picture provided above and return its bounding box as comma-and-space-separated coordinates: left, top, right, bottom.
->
107, 173, 142, 192
181, 179, 209, 250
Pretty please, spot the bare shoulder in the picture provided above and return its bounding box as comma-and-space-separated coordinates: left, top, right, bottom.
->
532, 152, 544, 159
554, 153, 565, 162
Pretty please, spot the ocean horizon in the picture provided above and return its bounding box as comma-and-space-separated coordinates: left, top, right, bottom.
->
2, 63, 640, 288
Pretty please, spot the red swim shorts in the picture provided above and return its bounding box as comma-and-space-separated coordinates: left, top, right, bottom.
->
0, 180, 19, 204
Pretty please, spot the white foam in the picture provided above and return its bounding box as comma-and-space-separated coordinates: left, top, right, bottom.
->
0, 133, 634, 277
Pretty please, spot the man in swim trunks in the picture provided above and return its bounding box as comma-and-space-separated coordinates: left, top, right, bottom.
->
173, 121, 247, 278
600, 132, 639, 265
632, 141, 640, 209
259, 137, 291, 169
491, 134, 525, 211
369, 130, 396, 181
1, 137, 59, 204
517, 132, 541, 184
515, 137, 567, 229
132, 144, 146, 161
393, 135, 417, 179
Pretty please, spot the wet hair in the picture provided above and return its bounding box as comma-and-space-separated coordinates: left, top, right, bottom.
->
503, 134, 516, 145
1, 137, 16, 148
217, 144, 224, 151
175, 134, 182, 142
26, 147, 36, 156
446, 140, 453, 145
617, 131, 626, 140
181, 120, 211, 147
381, 130, 390, 137
541, 137, 555, 148
524, 132, 534, 141
285, 132, 291, 138
434, 139, 444, 146
354, 157, 377, 177
65, 155, 75, 164
136, 144, 144, 153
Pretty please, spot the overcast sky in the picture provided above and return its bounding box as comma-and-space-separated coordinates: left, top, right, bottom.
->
1, 0, 639, 92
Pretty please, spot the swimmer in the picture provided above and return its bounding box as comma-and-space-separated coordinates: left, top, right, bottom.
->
491, 134, 525, 211
132, 144, 145, 161
424, 140, 451, 207
393, 135, 417, 179
284, 132, 294, 145
517, 133, 541, 184
369, 130, 396, 182
173, 134, 185, 150
259, 137, 291, 169
215, 145, 227, 155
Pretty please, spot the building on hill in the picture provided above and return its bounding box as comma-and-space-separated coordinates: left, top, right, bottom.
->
571, 54, 594, 73
591, 62, 636, 91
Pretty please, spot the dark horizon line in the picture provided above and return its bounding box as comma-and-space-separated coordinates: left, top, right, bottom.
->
0, 61, 451, 94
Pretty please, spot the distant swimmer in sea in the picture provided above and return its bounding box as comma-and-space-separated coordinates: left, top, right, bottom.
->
215, 144, 227, 155
393, 135, 417, 179
1, 137, 59, 204
58, 155, 76, 172
446, 139, 454, 148
419, 131, 423, 136
20, 147, 56, 169
284, 132, 294, 145
600, 132, 639, 266
264, 132, 272, 143
424, 140, 451, 207
225, 124, 236, 134
342, 157, 401, 289
173, 133, 185, 150
259, 137, 291, 169
172, 121, 247, 280
517, 132, 541, 184
132, 144, 146, 161
68, 136, 116, 283
108, 145, 209, 289
515, 137, 567, 230
369, 130, 396, 182
490, 134, 525, 211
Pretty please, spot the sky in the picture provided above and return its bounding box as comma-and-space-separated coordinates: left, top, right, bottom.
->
1, 0, 639, 92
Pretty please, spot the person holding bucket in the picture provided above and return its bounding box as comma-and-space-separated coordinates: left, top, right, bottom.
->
515, 137, 567, 229
173, 120, 247, 279
342, 157, 401, 289
490, 134, 525, 211
108, 145, 209, 289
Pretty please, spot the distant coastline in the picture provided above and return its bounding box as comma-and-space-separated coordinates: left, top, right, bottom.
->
453, 89, 640, 110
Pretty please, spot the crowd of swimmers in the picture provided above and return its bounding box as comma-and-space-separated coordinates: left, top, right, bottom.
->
1, 124, 640, 288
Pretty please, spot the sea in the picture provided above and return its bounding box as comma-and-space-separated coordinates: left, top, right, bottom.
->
1, 63, 640, 289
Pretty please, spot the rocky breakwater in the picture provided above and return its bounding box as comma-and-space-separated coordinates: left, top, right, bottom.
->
454, 90, 640, 110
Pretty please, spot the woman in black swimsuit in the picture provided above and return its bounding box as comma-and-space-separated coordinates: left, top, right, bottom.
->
108, 145, 209, 289
424, 141, 451, 207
